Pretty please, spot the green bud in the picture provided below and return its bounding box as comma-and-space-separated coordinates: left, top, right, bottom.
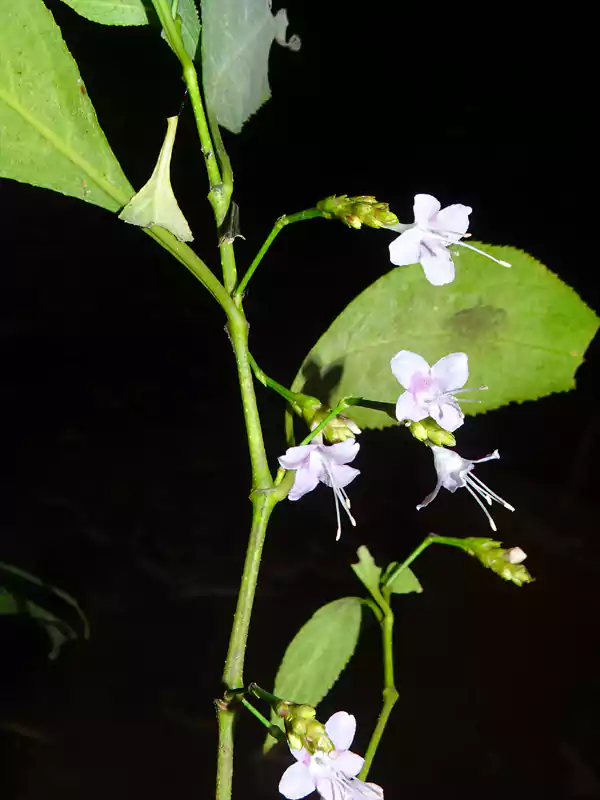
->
407, 418, 456, 447
293, 394, 361, 443
277, 702, 334, 754
462, 538, 534, 587
317, 194, 399, 230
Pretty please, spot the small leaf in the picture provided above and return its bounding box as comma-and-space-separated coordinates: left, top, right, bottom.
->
291, 245, 599, 429
264, 597, 362, 752
202, 0, 301, 133
0, 0, 134, 211
382, 565, 423, 595
119, 116, 193, 241
58, 0, 149, 25
350, 545, 382, 598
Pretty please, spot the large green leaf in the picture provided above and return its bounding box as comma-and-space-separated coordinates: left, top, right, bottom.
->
201, 0, 300, 133
292, 245, 599, 429
0, 562, 89, 660
0, 0, 134, 211
264, 597, 362, 752
58, 0, 148, 25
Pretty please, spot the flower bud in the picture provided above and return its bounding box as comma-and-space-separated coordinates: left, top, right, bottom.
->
317, 194, 399, 230
294, 394, 361, 443
278, 702, 335, 754
407, 418, 456, 447
462, 537, 534, 586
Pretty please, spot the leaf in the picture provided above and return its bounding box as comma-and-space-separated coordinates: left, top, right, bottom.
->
350, 545, 382, 598
119, 116, 193, 241
382, 564, 423, 595
202, 0, 301, 133
291, 245, 599, 429
0, 562, 89, 660
264, 597, 362, 752
58, 0, 149, 25
176, 0, 201, 60
0, 0, 134, 212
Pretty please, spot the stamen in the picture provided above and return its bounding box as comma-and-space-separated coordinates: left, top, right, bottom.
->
456, 240, 511, 267
465, 484, 498, 531
468, 472, 515, 511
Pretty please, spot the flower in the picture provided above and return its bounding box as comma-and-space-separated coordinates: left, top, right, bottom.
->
417, 445, 515, 531
279, 711, 384, 800
387, 193, 511, 285
391, 350, 482, 432
278, 440, 360, 540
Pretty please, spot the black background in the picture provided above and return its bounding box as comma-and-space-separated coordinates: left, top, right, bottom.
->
1, 2, 599, 799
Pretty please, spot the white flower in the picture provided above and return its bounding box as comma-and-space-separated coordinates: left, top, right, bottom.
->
278, 440, 360, 540
387, 193, 510, 285
391, 350, 482, 433
417, 445, 515, 531
279, 711, 384, 800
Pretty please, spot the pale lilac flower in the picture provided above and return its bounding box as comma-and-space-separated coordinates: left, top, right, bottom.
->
279, 711, 384, 800
391, 350, 482, 433
388, 193, 511, 285
417, 445, 515, 531
278, 440, 360, 540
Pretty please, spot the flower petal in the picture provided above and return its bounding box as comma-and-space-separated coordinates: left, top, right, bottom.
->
279, 761, 316, 800
395, 391, 428, 423
429, 401, 464, 433
419, 246, 455, 286
390, 350, 431, 390
389, 227, 423, 266
288, 464, 322, 501
278, 444, 318, 471
431, 446, 469, 488
413, 193, 441, 226
325, 711, 356, 751
314, 778, 336, 800
431, 352, 469, 392
322, 463, 360, 489
333, 749, 364, 778
326, 439, 360, 466
432, 203, 472, 238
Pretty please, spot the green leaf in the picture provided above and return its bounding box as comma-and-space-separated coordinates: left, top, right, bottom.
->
264, 597, 362, 752
0, 562, 89, 660
291, 245, 599, 429
175, 0, 201, 61
0, 0, 134, 212
58, 0, 149, 25
382, 564, 423, 595
350, 545, 382, 598
202, 0, 301, 133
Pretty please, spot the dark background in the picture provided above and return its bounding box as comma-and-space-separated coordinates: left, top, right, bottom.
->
1, 2, 599, 798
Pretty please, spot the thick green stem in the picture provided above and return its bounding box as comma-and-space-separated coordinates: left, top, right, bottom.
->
234, 209, 324, 299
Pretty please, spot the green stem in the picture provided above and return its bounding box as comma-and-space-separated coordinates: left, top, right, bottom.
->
249, 353, 298, 404
151, 0, 228, 225
359, 592, 397, 782
145, 227, 233, 312
381, 535, 437, 592
234, 209, 324, 299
